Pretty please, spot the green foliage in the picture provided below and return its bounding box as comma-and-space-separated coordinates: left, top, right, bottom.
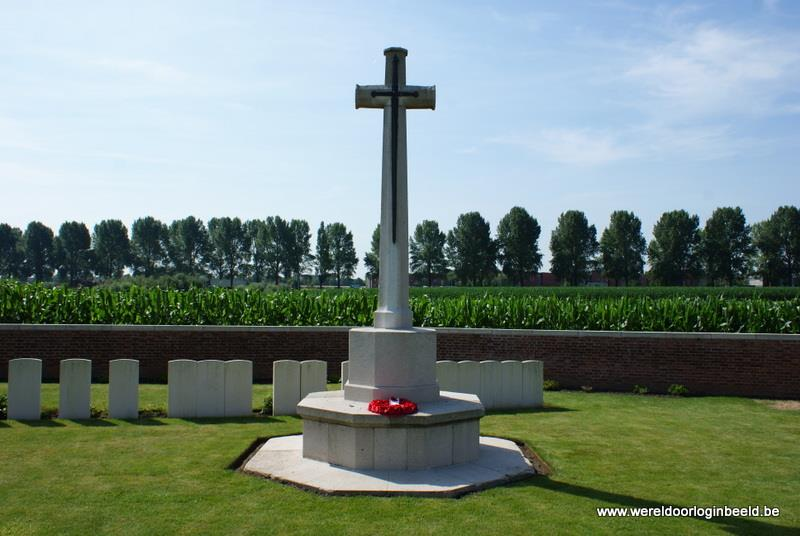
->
92, 219, 130, 279
130, 216, 169, 277
496, 206, 542, 286
600, 210, 646, 285
632, 384, 649, 395
702, 206, 754, 286
543, 379, 561, 391
0, 393, 7, 419
667, 384, 689, 396
326, 222, 357, 288
752, 206, 800, 286
0, 224, 25, 278
550, 210, 598, 285
446, 212, 497, 285
410, 220, 447, 286
0, 282, 799, 333
54, 221, 92, 286
315, 221, 332, 287
95, 274, 208, 291
23, 221, 55, 281
363, 224, 380, 285
259, 395, 273, 416
168, 216, 209, 276
648, 210, 702, 286
207, 217, 250, 287
283, 219, 312, 286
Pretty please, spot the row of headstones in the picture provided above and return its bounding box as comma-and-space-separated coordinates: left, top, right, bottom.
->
6, 358, 139, 420
167, 359, 253, 418
271, 360, 328, 416
339, 359, 543, 411
4, 358, 253, 420
435, 360, 544, 409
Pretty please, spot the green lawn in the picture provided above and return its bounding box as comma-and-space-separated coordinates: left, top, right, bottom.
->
1, 387, 798, 535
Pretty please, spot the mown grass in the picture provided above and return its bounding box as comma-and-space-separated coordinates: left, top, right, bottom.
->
1, 387, 798, 535
2, 281, 799, 333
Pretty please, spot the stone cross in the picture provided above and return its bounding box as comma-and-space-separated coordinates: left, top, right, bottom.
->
356, 47, 435, 330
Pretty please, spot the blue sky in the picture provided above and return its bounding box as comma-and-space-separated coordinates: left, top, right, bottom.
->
1, 1, 799, 276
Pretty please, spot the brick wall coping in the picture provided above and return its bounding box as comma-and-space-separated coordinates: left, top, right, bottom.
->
0, 323, 797, 341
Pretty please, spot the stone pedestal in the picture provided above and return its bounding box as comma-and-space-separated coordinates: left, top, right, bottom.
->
344, 327, 439, 403
298, 326, 485, 475
298, 390, 483, 470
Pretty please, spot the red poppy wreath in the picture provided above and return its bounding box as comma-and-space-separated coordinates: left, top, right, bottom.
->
368, 397, 418, 416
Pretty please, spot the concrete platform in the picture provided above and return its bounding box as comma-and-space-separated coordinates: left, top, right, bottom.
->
242, 434, 536, 497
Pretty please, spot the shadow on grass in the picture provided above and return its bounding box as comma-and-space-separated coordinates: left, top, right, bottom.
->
71, 419, 117, 427
130, 418, 168, 426
487, 405, 575, 416
0, 420, 9, 427
520, 478, 794, 535
18, 419, 66, 427
180, 416, 281, 425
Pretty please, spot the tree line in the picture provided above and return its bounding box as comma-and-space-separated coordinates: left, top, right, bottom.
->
0, 205, 798, 287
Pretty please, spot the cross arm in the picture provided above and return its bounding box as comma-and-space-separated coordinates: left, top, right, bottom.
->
355, 85, 436, 110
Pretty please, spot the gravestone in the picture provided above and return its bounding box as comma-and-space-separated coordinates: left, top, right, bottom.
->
7, 358, 42, 420
272, 360, 301, 416
457, 360, 481, 396
340, 360, 349, 387
109, 359, 139, 419
479, 360, 501, 409
522, 360, 544, 408
168, 360, 197, 418
436, 360, 458, 392
224, 360, 253, 417
499, 360, 523, 409
59, 359, 91, 419
300, 360, 327, 399
196, 360, 225, 417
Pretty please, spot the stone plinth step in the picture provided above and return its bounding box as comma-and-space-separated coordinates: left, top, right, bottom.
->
242, 435, 536, 497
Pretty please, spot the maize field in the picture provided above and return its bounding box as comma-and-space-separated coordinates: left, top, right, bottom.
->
1, 281, 798, 333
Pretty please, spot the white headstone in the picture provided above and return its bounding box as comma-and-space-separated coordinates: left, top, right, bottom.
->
59, 359, 91, 419
272, 360, 301, 416
300, 360, 327, 399
499, 360, 523, 409
7, 358, 42, 420
479, 360, 501, 410
522, 360, 544, 408
457, 360, 481, 397
436, 360, 458, 392
224, 360, 253, 417
108, 359, 138, 419
340, 360, 349, 388
196, 360, 225, 417
168, 359, 197, 418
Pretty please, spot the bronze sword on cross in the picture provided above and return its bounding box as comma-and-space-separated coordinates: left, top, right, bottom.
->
355, 47, 435, 243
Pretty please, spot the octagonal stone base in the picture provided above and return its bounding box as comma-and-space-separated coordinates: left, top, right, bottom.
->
297, 390, 484, 470
242, 434, 536, 497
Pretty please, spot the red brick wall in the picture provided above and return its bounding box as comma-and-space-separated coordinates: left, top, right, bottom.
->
0, 325, 798, 399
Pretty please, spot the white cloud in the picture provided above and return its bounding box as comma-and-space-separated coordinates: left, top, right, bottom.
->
626, 25, 800, 118
490, 122, 768, 166
491, 129, 636, 166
